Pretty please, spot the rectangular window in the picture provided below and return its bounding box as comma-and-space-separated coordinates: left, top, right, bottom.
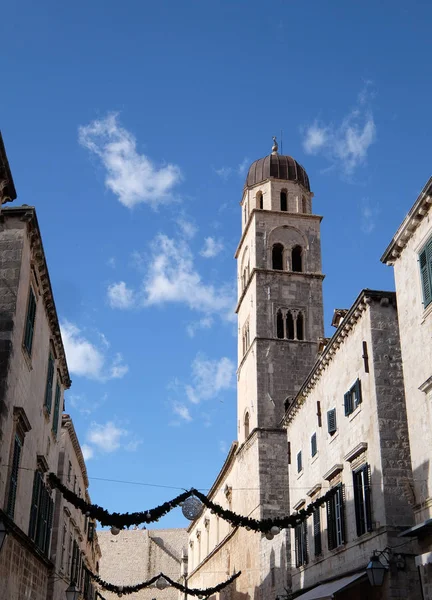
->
313, 508, 322, 556
326, 485, 345, 550
294, 521, 308, 567
311, 433, 317, 457
23, 287, 37, 355
52, 382, 61, 436
420, 239, 432, 308
44, 353, 55, 413
88, 521, 95, 542
353, 464, 372, 536
29, 471, 54, 556
6, 435, 22, 519
297, 451, 302, 473
327, 408, 337, 435
344, 379, 362, 416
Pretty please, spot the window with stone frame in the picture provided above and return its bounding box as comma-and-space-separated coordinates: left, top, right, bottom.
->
326, 484, 345, 550
313, 508, 322, 556
280, 190, 288, 212
291, 245, 303, 272
44, 352, 55, 414
52, 380, 62, 436
23, 285, 37, 356
344, 379, 362, 416
272, 243, 284, 270
327, 408, 337, 435
275, 308, 305, 341
28, 469, 54, 556
256, 191, 263, 210
294, 521, 308, 567
353, 464, 372, 536
311, 432, 317, 457
419, 237, 432, 308
244, 411, 250, 439
6, 407, 31, 520
242, 320, 250, 355
297, 450, 303, 473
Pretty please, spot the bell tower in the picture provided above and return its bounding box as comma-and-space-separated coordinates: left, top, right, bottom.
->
236, 138, 324, 443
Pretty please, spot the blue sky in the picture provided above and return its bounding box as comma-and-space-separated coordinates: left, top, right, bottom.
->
2, 0, 432, 528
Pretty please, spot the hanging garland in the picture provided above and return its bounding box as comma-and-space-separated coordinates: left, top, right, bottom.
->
87, 567, 241, 597
48, 472, 336, 533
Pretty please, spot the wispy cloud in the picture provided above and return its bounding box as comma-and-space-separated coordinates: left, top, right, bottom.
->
302, 84, 376, 176
200, 237, 224, 258
185, 354, 235, 404
61, 320, 129, 382
107, 281, 135, 309
83, 420, 141, 457
214, 157, 250, 180
68, 392, 108, 415
177, 218, 198, 240
219, 440, 228, 454
360, 198, 379, 234
186, 316, 214, 338
78, 113, 182, 208
81, 444, 94, 461
172, 401, 192, 422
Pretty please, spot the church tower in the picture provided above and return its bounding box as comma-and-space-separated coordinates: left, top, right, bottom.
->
236, 137, 324, 441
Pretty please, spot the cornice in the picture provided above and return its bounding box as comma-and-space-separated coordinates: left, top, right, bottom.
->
62, 414, 89, 488
381, 176, 432, 264
282, 289, 396, 426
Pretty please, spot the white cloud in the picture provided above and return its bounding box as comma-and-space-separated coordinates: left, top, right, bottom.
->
143, 234, 235, 320
302, 86, 376, 175
237, 157, 249, 176
214, 166, 233, 180
185, 355, 235, 404
107, 281, 135, 309
172, 401, 192, 422
186, 316, 214, 338
214, 157, 250, 180
107, 257, 116, 268
177, 218, 198, 239
200, 237, 224, 259
360, 199, 379, 234
61, 320, 129, 382
78, 113, 182, 208
81, 444, 94, 461
87, 421, 128, 453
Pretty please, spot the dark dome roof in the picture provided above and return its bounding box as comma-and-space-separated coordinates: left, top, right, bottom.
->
245, 153, 310, 192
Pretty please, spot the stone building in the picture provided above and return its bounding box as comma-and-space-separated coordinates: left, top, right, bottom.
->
97, 528, 187, 600
382, 177, 432, 599
283, 289, 420, 598
188, 139, 325, 600
0, 133, 98, 600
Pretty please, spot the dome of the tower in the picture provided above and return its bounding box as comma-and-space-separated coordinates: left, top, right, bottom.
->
245, 138, 310, 192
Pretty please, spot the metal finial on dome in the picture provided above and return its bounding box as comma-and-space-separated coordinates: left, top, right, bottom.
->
272, 136, 279, 155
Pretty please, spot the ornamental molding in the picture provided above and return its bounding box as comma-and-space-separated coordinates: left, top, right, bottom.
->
306, 483, 322, 498
344, 442, 368, 463
323, 464, 343, 482
62, 414, 89, 489
293, 498, 306, 511
381, 176, 432, 264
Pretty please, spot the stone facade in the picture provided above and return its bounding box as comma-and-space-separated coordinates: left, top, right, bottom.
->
382, 177, 432, 599
97, 528, 187, 600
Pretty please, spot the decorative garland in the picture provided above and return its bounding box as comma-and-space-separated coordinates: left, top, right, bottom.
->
87, 568, 241, 597
48, 472, 336, 532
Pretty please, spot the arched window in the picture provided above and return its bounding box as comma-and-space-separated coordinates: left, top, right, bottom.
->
292, 245, 302, 272
257, 192, 263, 210
297, 312, 304, 340
244, 412, 250, 439
302, 196, 308, 213
286, 311, 295, 340
276, 310, 284, 339
280, 191, 288, 212
272, 244, 284, 270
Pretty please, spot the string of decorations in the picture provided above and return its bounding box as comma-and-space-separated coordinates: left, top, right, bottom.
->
48, 472, 337, 537
86, 567, 241, 597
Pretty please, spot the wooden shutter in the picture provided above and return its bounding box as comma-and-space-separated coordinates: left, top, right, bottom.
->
36, 485, 48, 552
45, 354, 54, 413
7, 435, 22, 519
29, 471, 42, 540
297, 451, 302, 473
353, 469, 363, 536
44, 494, 54, 556
326, 497, 336, 550
327, 409, 337, 434
311, 433, 317, 457
365, 465, 372, 532
354, 379, 362, 407
287, 441, 291, 464
420, 247, 432, 307
24, 288, 37, 354
313, 508, 322, 556
339, 485, 346, 545
294, 525, 300, 567
52, 382, 61, 435
302, 521, 308, 565
344, 391, 353, 416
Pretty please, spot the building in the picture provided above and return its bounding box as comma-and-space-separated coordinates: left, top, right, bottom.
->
0, 133, 98, 600
382, 177, 432, 598
283, 289, 420, 599
97, 528, 188, 600
188, 139, 325, 600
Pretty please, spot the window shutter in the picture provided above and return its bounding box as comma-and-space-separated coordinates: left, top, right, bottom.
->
45, 354, 54, 413
52, 382, 61, 435
355, 379, 362, 407
287, 441, 291, 465
36, 485, 48, 552
365, 465, 373, 532
344, 391, 353, 416
297, 451, 302, 473
311, 433, 317, 457
313, 508, 322, 556
339, 485, 346, 545
326, 497, 335, 551
303, 522, 309, 565
29, 471, 42, 541
294, 525, 300, 567
44, 494, 54, 556
24, 289, 37, 355
7, 435, 22, 519
420, 248, 432, 307
327, 409, 337, 434
353, 469, 363, 536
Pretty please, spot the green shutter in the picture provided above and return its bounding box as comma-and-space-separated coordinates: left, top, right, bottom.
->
311, 433, 317, 457
24, 288, 37, 355
6, 435, 22, 519
297, 451, 302, 473
29, 471, 42, 540
355, 379, 362, 407
420, 247, 432, 307
326, 496, 336, 550
344, 391, 353, 416
44, 494, 54, 556
313, 508, 322, 556
52, 382, 61, 435
327, 409, 337, 434
45, 354, 54, 413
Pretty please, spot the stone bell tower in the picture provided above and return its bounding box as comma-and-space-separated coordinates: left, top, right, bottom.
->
235, 138, 325, 443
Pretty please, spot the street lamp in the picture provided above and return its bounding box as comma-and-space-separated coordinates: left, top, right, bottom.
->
366, 552, 388, 587
0, 519, 8, 552
65, 581, 80, 600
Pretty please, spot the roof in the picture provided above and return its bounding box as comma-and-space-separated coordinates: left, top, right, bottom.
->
381, 176, 432, 264
245, 153, 310, 191
0, 131, 17, 203
97, 528, 187, 599
2, 206, 71, 388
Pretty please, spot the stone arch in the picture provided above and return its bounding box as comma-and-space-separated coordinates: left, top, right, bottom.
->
240, 246, 250, 290
256, 190, 263, 210
292, 245, 303, 272
280, 189, 288, 212
272, 243, 284, 270
244, 410, 250, 439
267, 225, 308, 270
